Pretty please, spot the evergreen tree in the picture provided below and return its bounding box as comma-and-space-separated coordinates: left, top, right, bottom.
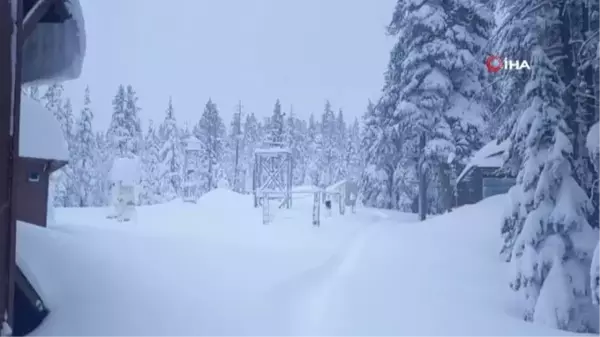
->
140, 120, 163, 204
158, 97, 183, 199
503, 47, 597, 332
194, 99, 226, 193
125, 85, 143, 155
71, 86, 96, 206
267, 99, 285, 146
107, 85, 131, 157
241, 112, 261, 192
319, 100, 337, 186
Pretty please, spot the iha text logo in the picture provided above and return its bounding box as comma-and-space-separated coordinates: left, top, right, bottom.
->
485, 55, 531, 73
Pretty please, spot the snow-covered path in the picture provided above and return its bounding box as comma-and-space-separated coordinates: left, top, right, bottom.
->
19, 190, 580, 336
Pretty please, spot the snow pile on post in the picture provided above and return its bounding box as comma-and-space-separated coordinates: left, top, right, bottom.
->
19, 94, 69, 161
110, 157, 141, 186
22, 0, 86, 85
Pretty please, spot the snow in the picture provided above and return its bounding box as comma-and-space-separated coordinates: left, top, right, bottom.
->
17, 190, 582, 335
19, 94, 69, 161
21, 0, 86, 85
457, 139, 510, 183
109, 156, 141, 186
183, 135, 202, 151
325, 179, 347, 192
255, 147, 291, 155
587, 122, 599, 155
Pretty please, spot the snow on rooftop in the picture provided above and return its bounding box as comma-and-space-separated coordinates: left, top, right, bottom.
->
110, 156, 141, 185
325, 180, 347, 192
254, 147, 291, 155
19, 94, 69, 161
456, 139, 510, 183
21, 0, 86, 85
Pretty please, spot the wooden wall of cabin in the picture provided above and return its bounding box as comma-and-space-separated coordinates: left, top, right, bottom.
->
14, 158, 50, 227
455, 168, 483, 207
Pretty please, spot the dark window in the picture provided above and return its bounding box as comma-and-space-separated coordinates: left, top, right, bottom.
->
28, 172, 40, 182
482, 177, 515, 198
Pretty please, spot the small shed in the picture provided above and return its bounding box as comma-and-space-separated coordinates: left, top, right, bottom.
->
16, 94, 69, 228
455, 139, 515, 207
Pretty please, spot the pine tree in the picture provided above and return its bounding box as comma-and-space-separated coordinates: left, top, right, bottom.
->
503, 47, 597, 332
125, 85, 143, 155
319, 100, 337, 186
241, 112, 261, 192
306, 113, 322, 186
71, 86, 96, 206
140, 120, 163, 204
267, 99, 285, 146
158, 97, 183, 200
194, 99, 226, 193
107, 85, 131, 157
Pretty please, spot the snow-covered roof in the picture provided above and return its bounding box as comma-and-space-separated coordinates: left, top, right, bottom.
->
456, 139, 510, 183
19, 94, 69, 161
110, 157, 141, 185
21, 0, 86, 85
326, 180, 347, 192
254, 147, 291, 155
183, 135, 202, 151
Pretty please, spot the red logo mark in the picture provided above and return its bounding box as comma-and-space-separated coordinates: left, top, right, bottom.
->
485, 55, 503, 73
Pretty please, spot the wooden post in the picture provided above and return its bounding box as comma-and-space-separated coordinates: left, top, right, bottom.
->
0, 0, 24, 331
418, 133, 427, 221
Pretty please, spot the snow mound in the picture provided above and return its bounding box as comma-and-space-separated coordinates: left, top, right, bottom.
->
196, 188, 250, 209
293, 185, 321, 193
587, 122, 599, 155
457, 139, 510, 182
110, 156, 141, 185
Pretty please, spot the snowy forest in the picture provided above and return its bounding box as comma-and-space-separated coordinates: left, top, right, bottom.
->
24, 84, 363, 207
25, 0, 600, 333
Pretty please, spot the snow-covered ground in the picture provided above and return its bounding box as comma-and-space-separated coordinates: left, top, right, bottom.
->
17, 189, 584, 335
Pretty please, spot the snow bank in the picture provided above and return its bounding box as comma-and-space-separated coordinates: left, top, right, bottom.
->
587, 122, 599, 156
19, 94, 69, 161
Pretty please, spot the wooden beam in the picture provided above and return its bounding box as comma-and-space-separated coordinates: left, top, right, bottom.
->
22, 0, 60, 40
0, 0, 23, 331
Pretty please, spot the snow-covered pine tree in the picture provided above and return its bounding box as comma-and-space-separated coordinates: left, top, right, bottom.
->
504, 47, 598, 332
139, 120, 163, 205
266, 99, 285, 146
333, 108, 347, 183
71, 86, 96, 207
284, 109, 308, 186
587, 122, 599, 306
345, 117, 362, 184
158, 97, 183, 200
125, 85, 143, 156
384, 0, 491, 217
305, 113, 322, 186
319, 100, 337, 187
107, 85, 132, 157
241, 112, 261, 193
194, 99, 226, 193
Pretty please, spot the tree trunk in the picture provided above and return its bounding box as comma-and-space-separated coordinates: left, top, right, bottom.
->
418, 133, 427, 221
437, 162, 453, 213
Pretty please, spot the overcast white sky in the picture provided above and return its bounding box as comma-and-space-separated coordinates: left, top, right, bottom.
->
62, 0, 396, 130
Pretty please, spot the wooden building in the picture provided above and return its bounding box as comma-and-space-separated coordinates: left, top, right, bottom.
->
455, 140, 516, 207
0, 0, 85, 335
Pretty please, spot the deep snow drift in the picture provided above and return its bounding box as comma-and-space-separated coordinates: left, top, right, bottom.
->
17, 189, 584, 335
